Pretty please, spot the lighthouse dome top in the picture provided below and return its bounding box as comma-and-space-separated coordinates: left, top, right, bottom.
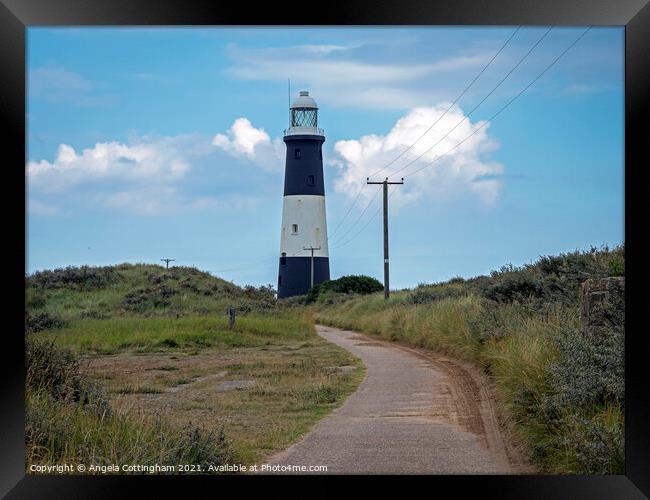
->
285, 90, 324, 137
290, 90, 318, 110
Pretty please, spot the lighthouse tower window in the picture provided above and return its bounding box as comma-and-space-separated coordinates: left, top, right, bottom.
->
280, 252, 287, 266
294, 148, 301, 159
307, 174, 315, 186
292, 224, 298, 234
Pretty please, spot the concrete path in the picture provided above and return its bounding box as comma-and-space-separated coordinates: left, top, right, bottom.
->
262, 325, 514, 474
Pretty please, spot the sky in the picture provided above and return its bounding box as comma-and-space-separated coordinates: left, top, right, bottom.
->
26, 26, 624, 289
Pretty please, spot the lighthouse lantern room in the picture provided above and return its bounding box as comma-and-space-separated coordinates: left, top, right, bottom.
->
277, 91, 330, 298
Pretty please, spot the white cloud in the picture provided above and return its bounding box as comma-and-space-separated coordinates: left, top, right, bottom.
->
27, 133, 273, 216
26, 135, 214, 216
212, 118, 283, 171
27, 137, 192, 193
331, 103, 504, 207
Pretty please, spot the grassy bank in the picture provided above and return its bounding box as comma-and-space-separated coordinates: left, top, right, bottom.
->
314, 246, 624, 474
25, 263, 363, 471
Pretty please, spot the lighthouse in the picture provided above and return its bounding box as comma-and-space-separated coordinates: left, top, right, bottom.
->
277, 91, 330, 298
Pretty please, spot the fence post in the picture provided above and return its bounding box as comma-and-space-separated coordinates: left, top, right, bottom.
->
228, 307, 236, 329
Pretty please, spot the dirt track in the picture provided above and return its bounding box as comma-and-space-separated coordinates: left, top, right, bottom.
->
262, 325, 529, 474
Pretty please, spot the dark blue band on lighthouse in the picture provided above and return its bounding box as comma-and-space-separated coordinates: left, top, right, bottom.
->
278, 256, 330, 298
283, 135, 326, 196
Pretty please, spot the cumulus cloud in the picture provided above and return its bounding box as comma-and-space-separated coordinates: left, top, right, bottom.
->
212, 118, 283, 171
27, 137, 192, 193
26, 132, 275, 216
331, 103, 504, 207
26, 135, 215, 216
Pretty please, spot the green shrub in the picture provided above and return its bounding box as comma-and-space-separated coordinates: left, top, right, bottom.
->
122, 284, 177, 312
306, 275, 383, 304
27, 266, 116, 290
483, 269, 544, 303
25, 312, 66, 333
608, 258, 624, 277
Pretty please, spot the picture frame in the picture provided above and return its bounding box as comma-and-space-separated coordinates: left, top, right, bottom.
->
3, 0, 647, 497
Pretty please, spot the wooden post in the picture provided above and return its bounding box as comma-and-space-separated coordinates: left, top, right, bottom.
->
228, 307, 236, 329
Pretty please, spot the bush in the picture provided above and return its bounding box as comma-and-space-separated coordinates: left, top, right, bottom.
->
25, 312, 66, 333
27, 266, 116, 290
483, 270, 544, 304
277, 294, 309, 309
460, 245, 625, 309
122, 284, 177, 312
306, 275, 383, 304
608, 257, 624, 277
545, 297, 624, 413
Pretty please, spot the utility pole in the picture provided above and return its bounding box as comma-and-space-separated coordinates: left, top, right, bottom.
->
303, 246, 321, 289
160, 258, 175, 269
366, 177, 404, 299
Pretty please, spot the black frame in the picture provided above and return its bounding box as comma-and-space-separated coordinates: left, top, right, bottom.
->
2, 0, 647, 497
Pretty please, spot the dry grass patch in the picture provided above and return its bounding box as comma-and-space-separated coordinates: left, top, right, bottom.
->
83, 335, 364, 465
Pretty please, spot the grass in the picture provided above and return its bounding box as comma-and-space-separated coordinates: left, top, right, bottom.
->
26, 338, 232, 472
35, 313, 313, 355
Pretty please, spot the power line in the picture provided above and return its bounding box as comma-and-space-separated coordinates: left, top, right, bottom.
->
367, 26, 522, 180
328, 184, 382, 245
329, 26, 591, 251
330, 186, 397, 250
331, 27, 545, 246
385, 26, 553, 180
328, 26, 521, 238
400, 26, 592, 180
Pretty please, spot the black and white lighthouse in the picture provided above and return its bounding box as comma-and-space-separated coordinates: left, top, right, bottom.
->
277, 91, 330, 298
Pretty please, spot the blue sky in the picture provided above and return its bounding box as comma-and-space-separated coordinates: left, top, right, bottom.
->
26, 27, 624, 289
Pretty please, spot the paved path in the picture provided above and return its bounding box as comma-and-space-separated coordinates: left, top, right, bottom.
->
263, 325, 514, 474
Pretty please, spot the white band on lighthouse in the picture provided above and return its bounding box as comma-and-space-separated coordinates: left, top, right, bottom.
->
280, 195, 329, 258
